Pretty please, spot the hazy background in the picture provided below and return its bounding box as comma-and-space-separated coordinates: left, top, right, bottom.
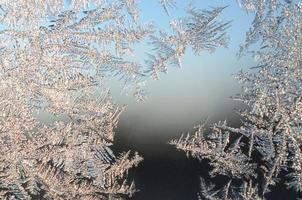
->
111, 0, 255, 139
110, 1, 259, 200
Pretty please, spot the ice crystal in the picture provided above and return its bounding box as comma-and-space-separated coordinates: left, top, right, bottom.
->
0, 0, 149, 199
145, 6, 230, 80
0, 0, 231, 199
158, 0, 177, 15
171, 0, 302, 199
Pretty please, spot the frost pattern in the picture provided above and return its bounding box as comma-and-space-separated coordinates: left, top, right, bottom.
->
158, 0, 177, 15
171, 0, 302, 199
0, 0, 148, 198
145, 6, 230, 80
0, 0, 231, 199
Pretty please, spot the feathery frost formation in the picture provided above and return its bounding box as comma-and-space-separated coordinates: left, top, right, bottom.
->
171, 0, 302, 199
0, 0, 146, 199
146, 6, 230, 80
0, 0, 229, 199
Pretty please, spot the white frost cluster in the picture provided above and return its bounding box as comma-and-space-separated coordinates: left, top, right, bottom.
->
0, 0, 148, 199
171, 0, 302, 199
0, 0, 230, 199
145, 6, 230, 80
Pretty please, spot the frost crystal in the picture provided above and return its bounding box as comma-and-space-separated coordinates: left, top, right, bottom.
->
158, 0, 177, 15
0, 0, 149, 199
145, 6, 230, 80
171, 0, 302, 199
0, 0, 231, 199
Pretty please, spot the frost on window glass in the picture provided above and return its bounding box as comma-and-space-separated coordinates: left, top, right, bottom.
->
0, 0, 230, 199
171, 0, 302, 199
